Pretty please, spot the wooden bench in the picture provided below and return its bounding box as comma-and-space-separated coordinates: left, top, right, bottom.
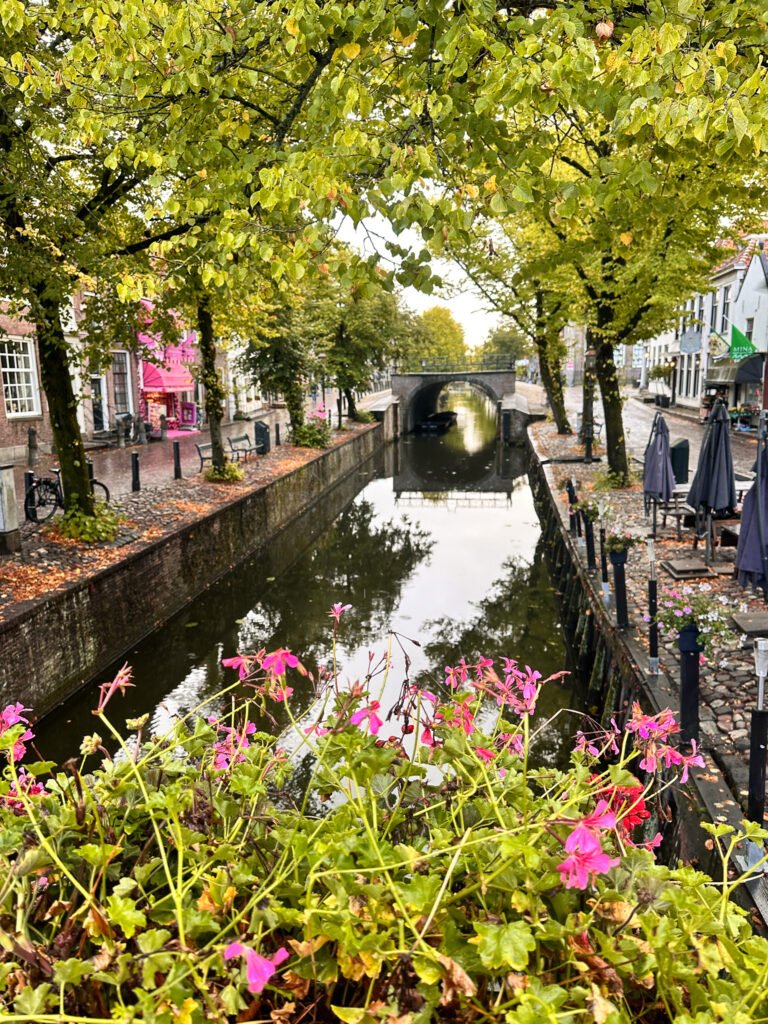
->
227, 434, 263, 461
195, 442, 214, 471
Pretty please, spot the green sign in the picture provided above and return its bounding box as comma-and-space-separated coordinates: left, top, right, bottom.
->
730, 324, 757, 360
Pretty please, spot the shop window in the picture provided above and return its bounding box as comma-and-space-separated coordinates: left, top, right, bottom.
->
746, 318, 755, 341
0, 338, 41, 417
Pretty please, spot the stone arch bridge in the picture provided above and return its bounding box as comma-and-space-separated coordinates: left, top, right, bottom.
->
390, 368, 516, 433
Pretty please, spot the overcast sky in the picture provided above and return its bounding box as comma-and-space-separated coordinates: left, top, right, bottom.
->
336, 215, 501, 349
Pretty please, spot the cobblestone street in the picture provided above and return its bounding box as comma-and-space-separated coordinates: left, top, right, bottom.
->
532, 387, 768, 816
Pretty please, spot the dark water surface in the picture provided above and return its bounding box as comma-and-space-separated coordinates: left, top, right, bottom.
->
36, 388, 580, 766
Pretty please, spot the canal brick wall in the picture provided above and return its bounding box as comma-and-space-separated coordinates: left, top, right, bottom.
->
525, 425, 768, 921
0, 426, 382, 716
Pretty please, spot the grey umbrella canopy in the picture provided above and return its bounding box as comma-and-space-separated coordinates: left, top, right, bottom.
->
687, 401, 737, 515
736, 432, 768, 595
687, 400, 737, 562
643, 413, 675, 505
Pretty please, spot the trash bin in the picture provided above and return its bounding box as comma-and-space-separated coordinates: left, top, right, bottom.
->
670, 438, 689, 484
658, 394, 671, 409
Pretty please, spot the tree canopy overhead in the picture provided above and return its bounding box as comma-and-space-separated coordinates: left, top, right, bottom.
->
2, 0, 768, 501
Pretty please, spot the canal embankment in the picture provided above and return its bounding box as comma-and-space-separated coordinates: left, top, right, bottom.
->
0, 422, 382, 715
526, 417, 768, 923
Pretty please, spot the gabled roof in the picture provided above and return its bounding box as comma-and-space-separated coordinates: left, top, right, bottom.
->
711, 234, 768, 278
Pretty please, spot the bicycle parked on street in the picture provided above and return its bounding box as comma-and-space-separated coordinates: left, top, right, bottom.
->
24, 467, 110, 523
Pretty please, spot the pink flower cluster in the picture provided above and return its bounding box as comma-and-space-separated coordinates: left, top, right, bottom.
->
0, 703, 34, 762
208, 717, 257, 771
557, 800, 620, 890
222, 646, 305, 703
625, 703, 704, 781
1, 769, 45, 814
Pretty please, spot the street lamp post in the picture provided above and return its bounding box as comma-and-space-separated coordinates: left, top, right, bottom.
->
668, 356, 678, 406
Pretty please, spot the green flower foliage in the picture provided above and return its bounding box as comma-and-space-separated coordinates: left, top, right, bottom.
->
0, 638, 767, 1023
204, 461, 245, 483
55, 503, 123, 543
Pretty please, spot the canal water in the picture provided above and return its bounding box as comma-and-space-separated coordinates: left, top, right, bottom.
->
36, 388, 581, 766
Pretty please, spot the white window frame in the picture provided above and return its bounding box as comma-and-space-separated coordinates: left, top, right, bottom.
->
0, 337, 42, 418
111, 350, 134, 416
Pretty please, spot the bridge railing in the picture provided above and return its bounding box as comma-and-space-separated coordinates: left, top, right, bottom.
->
394, 355, 516, 373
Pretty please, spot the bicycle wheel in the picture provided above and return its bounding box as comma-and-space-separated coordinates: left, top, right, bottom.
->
91, 480, 110, 504
24, 480, 60, 523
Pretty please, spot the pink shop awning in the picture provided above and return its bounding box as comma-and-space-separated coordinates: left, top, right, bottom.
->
141, 362, 194, 393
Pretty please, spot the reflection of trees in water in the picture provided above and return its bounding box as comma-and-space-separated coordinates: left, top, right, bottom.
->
241, 500, 433, 674
419, 539, 580, 766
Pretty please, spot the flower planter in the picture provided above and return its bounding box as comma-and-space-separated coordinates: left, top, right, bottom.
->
677, 623, 704, 655
608, 549, 628, 566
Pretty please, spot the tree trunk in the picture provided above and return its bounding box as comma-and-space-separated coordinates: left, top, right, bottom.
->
595, 339, 630, 484
343, 386, 357, 420
284, 377, 306, 433
196, 295, 226, 471
31, 288, 94, 514
533, 291, 570, 433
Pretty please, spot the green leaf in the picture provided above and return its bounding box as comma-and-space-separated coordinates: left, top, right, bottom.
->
14, 983, 53, 1015
54, 958, 94, 985
106, 894, 146, 938
471, 920, 536, 970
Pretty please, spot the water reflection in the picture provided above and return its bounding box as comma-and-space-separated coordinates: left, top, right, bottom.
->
36, 387, 578, 768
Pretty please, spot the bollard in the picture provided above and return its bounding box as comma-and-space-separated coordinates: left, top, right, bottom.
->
116, 418, 126, 448
275, 423, 281, 446
648, 537, 659, 674
0, 465, 21, 554
173, 440, 182, 480
337, 396, 343, 429
131, 452, 141, 492
747, 710, 768, 824
27, 426, 39, 467
599, 525, 610, 599
137, 417, 148, 446
609, 550, 629, 628
24, 470, 35, 496
87, 459, 94, 483
583, 516, 596, 571
566, 479, 578, 537
678, 626, 701, 746
160, 414, 167, 441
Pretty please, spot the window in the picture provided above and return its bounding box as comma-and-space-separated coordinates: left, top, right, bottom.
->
111, 352, 132, 415
721, 285, 731, 333
685, 355, 692, 396
710, 291, 719, 330
0, 338, 41, 417
692, 354, 700, 398
697, 294, 704, 327
746, 318, 755, 341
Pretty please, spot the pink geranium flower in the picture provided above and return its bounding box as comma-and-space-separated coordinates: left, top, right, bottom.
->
563, 800, 617, 851
329, 602, 352, 623
224, 941, 289, 994
221, 655, 252, 680
262, 648, 300, 677
557, 832, 619, 890
350, 701, 383, 735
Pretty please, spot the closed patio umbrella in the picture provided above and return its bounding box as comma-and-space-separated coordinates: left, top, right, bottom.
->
736, 413, 768, 598
687, 400, 737, 563
643, 413, 675, 536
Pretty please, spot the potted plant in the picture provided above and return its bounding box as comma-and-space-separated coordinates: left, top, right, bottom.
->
653, 583, 735, 658
604, 529, 644, 565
